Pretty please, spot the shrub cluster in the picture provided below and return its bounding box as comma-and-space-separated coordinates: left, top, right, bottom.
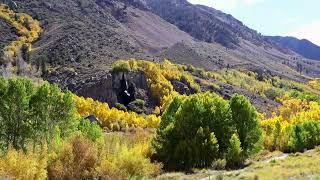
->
113, 60, 320, 107
74, 96, 160, 131
262, 98, 320, 152
0, 147, 47, 180
207, 69, 320, 102
0, 4, 42, 58
112, 59, 201, 110
152, 92, 262, 170
98, 133, 162, 179
309, 79, 320, 91
0, 132, 161, 180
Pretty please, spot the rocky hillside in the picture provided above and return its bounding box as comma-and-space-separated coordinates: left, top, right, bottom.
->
145, 0, 320, 78
267, 36, 320, 61
1, 0, 320, 87
0, 19, 17, 61
146, 0, 263, 49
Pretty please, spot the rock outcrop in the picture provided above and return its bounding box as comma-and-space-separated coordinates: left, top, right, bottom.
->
75, 71, 152, 106
45, 69, 156, 113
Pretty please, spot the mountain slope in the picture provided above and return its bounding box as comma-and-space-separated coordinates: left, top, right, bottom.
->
146, 0, 264, 49
267, 36, 320, 61
145, 0, 320, 79
1, 0, 320, 83
8, 0, 195, 75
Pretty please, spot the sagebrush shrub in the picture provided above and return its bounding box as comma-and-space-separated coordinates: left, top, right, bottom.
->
48, 135, 98, 180
0, 148, 47, 180
98, 134, 162, 179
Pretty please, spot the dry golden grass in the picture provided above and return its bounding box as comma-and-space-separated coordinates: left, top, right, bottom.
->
232, 149, 320, 179
155, 147, 320, 179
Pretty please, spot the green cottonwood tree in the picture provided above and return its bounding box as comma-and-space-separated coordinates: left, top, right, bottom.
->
152, 93, 230, 170
153, 92, 262, 170
226, 134, 243, 167
0, 78, 78, 151
230, 94, 262, 157
0, 78, 34, 150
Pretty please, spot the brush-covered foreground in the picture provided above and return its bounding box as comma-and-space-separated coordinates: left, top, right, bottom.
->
0, 132, 162, 180
0, 78, 161, 179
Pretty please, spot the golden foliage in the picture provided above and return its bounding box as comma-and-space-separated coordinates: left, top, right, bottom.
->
113, 59, 320, 112
261, 98, 320, 151
0, 148, 47, 180
73, 95, 160, 131
309, 79, 320, 91
97, 132, 162, 179
48, 135, 98, 180
0, 4, 42, 58
0, 132, 161, 180
208, 69, 320, 101
112, 59, 201, 110
208, 69, 273, 96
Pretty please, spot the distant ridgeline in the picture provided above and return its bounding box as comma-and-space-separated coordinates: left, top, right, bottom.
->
0, 3, 42, 75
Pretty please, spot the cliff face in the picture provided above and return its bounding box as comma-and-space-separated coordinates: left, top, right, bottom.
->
45, 69, 156, 114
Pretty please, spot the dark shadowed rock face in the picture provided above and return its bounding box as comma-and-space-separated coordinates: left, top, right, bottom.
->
45, 68, 279, 116
171, 80, 196, 95
112, 71, 150, 106
45, 69, 156, 113
75, 74, 118, 105
75, 71, 153, 107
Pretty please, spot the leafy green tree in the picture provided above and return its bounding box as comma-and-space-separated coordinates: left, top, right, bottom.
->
194, 127, 219, 167
301, 121, 320, 149
290, 125, 304, 152
153, 93, 230, 170
289, 121, 320, 152
0, 79, 34, 150
0, 78, 78, 151
78, 119, 102, 142
153, 92, 262, 170
159, 95, 184, 129
29, 83, 78, 146
48, 89, 78, 139
226, 134, 243, 167
230, 94, 262, 157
